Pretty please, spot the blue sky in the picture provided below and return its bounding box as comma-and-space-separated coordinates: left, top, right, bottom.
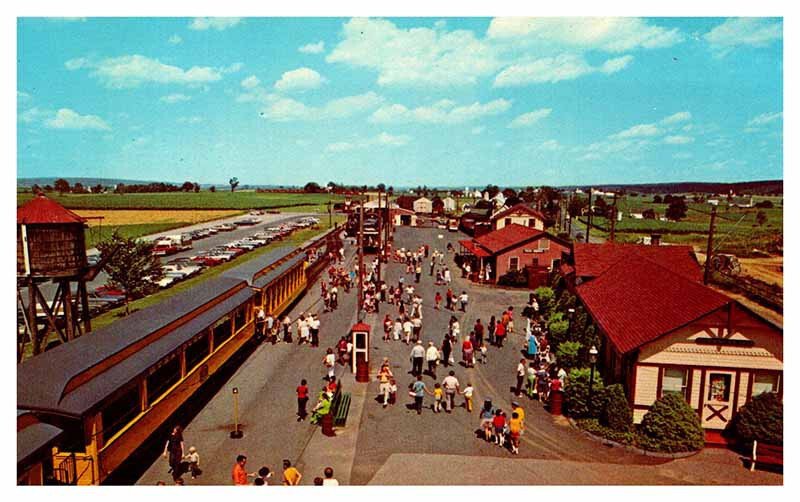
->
17, 17, 783, 187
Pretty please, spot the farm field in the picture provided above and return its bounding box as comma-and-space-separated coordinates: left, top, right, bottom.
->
17, 191, 348, 211
84, 222, 190, 249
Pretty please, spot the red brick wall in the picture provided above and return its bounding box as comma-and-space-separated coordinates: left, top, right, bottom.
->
495, 238, 570, 280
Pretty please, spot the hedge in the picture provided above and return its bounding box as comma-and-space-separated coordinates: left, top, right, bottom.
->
601, 384, 633, 433
729, 392, 782, 446
564, 367, 604, 418
638, 393, 705, 453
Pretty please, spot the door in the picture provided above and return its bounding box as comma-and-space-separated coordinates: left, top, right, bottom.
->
702, 370, 737, 429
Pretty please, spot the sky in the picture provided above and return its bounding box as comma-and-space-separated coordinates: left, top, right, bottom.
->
16, 16, 783, 187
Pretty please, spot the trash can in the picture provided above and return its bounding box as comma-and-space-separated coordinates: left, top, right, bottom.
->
321, 413, 335, 436
549, 391, 563, 416
356, 358, 370, 383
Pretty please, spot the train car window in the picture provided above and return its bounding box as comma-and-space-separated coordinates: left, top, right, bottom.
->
146, 356, 181, 404
101, 386, 140, 443
185, 333, 210, 371
212, 315, 233, 349
234, 306, 247, 332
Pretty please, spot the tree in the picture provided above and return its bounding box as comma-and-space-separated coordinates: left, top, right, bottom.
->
229, 177, 240, 193
728, 392, 782, 446
376, 183, 386, 192
31, 184, 42, 195
756, 210, 768, 226
555, 341, 582, 370
114, 183, 126, 194
96, 231, 164, 315
193, 182, 200, 193
568, 195, 587, 218
43, 184, 53, 192
484, 184, 500, 198
593, 197, 608, 217
601, 384, 633, 433
54, 178, 70, 195
652, 195, 662, 204
642, 208, 656, 220
72, 182, 87, 194
209, 185, 216, 193
755, 200, 774, 209
638, 393, 705, 453
304, 182, 322, 193
92, 184, 104, 194
564, 368, 605, 418
665, 197, 688, 221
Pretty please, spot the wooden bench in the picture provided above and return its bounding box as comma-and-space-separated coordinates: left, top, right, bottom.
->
332, 391, 352, 427
750, 440, 783, 471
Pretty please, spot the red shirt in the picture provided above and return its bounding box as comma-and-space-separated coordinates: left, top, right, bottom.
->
297, 385, 309, 399
492, 415, 506, 429
232, 463, 248, 485
495, 322, 506, 336
462, 340, 473, 351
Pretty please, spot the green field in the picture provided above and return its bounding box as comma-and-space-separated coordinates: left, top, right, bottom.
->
17, 191, 348, 211
85, 222, 192, 249
578, 194, 783, 256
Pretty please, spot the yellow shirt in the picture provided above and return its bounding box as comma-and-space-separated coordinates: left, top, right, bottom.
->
434, 388, 443, 399
513, 406, 525, 424
509, 417, 523, 434
283, 467, 301, 485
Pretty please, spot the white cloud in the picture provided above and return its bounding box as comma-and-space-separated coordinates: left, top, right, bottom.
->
45, 108, 111, 130
487, 17, 683, 52
160, 93, 191, 103
471, 126, 485, 135
509, 108, 552, 128
17, 91, 32, 102
327, 17, 501, 87
189, 18, 242, 31
610, 123, 662, 139
177, 116, 204, 124
241, 75, 260, 89
299, 41, 325, 54
274, 67, 326, 92
168, 34, 182, 45
747, 111, 782, 126
19, 107, 51, 124
660, 111, 692, 125
259, 91, 384, 122
538, 139, 563, 151
673, 152, 693, 159
325, 132, 411, 152
221, 62, 244, 74
704, 18, 782, 57
66, 55, 222, 88
369, 99, 511, 124
493, 53, 632, 87
663, 135, 694, 144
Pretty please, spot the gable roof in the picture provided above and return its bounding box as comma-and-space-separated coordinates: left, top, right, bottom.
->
491, 203, 546, 223
572, 242, 702, 283
473, 223, 542, 254
577, 254, 732, 354
17, 194, 86, 225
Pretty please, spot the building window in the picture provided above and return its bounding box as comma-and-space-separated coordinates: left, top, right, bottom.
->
504, 218, 512, 226
752, 373, 780, 396
101, 386, 140, 443
539, 239, 550, 251
528, 218, 536, 227
509, 257, 519, 271
147, 355, 181, 404
662, 368, 688, 400
212, 315, 233, 349
185, 333, 210, 371
707, 373, 732, 402
233, 306, 247, 332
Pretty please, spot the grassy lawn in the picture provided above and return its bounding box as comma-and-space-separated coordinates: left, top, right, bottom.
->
17, 191, 348, 210
88, 214, 345, 331
85, 222, 192, 249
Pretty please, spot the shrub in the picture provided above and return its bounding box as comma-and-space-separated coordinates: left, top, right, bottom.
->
533, 286, 555, 316
564, 367, 604, 418
729, 392, 782, 446
577, 418, 634, 445
555, 341, 582, 370
498, 269, 528, 287
601, 384, 632, 433
638, 393, 704, 453
548, 318, 570, 349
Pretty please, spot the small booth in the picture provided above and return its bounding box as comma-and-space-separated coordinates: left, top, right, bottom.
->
351, 322, 371, 382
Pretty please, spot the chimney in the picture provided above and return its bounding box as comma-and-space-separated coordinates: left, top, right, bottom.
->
650, 234, 662, 246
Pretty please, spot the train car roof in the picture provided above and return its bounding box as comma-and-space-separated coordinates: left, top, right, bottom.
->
18, 418, 64, 467
221, 245, 297, 284
17, 275, 247, 418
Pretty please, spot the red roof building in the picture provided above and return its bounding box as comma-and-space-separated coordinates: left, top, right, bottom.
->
17, 194, 86, 225
394, 195, 417, 211
570, 243, 782, 436
490, 203, 547, 231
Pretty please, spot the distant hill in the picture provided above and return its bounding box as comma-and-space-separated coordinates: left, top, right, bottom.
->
17, 177, 162, 188
562, 180, 783, 196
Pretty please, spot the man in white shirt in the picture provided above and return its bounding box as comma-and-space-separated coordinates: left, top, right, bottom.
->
402, 318, 414, 345
459, 291, 469, 312
516, 359, 526, 397
410, 340, 425, 376
425, 342, 440, 379
322, 467, 339, 486
310, 314, 321, 347
442, 371, 460, 413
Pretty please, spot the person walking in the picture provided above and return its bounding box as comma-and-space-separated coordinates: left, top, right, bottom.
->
282, 459, 302, 485
383, 314, 393, 342
393, 317, 403, 341
412, 316, 423, 342
442, 371, 460, 413
488, 316, 496, 346
445, 288, 454, 311
323, 348, 336, 381
184, 446, 201, 479
322, 467, 339, 486
403, 317, 413, 345
410, 374, 431, 415
515, 359, 526, 397
415, 264, 422, 283
441, 335, 453, 368
495, 319, 506, 348
410, 340, 425, 376
232, 455, 250, 485
462, 382, 474, 413
462, 337, 474, 368
426, 341, 440, 379
429, 258, 436, 276
310, 314, 320, 347
459, 291, 469, 312
434, 291, 442, 310
474, 319, 484, 347
297, 379, 309, 421
163, 425, 184, 481
282, 315, 292, 343
377, 358, 393, 408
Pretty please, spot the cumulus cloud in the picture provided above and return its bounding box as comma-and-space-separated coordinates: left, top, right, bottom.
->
19, 107, 51, 124
660, 111, 692, 125
610, 123, 662, 139
493, 53, 631, 87
663, 135, 694, 144
508, 108, 552, 128
221, 62, 244, 74
258, 91, 384, 122
241, 75, 260, 89
45, 108, 111, 130
299, 41, 325, 54
189, 17, 242, 31
325, 132, 411, 152
160, 93, 191, 103
704, 18, 782, 57
369, 99, 511, 124
487, 17, 683, 52
66, 55, 222, 88
747, 111, 782, 126
327, 17, 501, 87
471, 126, 485, 135
538, 139, 563, 151
274, 67, 326, 92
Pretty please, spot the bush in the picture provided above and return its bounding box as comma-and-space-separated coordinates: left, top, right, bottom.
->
577, 418, 634, 445
601, 384, 633, 433
555, 341, 582, 370
497, 269, 528, 287
638, 393, 704, 453
533, 286, 555, 316
564, 367, 604, 418
729, 392, 782, 446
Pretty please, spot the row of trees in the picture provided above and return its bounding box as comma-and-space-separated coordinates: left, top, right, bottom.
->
33, 179, 206, 195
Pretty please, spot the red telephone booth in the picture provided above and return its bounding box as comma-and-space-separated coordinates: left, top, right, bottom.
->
351, 322, 371, 382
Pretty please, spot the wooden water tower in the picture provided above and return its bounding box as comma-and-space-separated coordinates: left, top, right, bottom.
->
17, 194, 92, 359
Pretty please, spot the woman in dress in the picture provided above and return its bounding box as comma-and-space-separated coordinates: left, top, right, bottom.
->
163, 425, 184, 481
462, 336, 474, 368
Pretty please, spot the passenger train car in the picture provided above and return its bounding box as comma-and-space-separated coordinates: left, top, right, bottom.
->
17, 227, 341, 485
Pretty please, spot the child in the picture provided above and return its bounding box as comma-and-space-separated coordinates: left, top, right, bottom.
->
463, 383, 474, 412
433, 383, 443, 413
257, 466, 272, 485
434, 291, 442, 310
480, 400, 494, 442
492, 409, 506, 446
508, 412, 523, 455
297, 379, 309, 422
184, 446, 201, 479
479, 342, 488, 364
388, 378, 398, 405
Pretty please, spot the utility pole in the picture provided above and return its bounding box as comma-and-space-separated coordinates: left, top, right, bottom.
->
703, 204, 717, 285
327, 199, 332, 228
376, 189, 382, 284
609, 192, 618, 242
357, 192, 364, 316
586, 188, 593, 243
